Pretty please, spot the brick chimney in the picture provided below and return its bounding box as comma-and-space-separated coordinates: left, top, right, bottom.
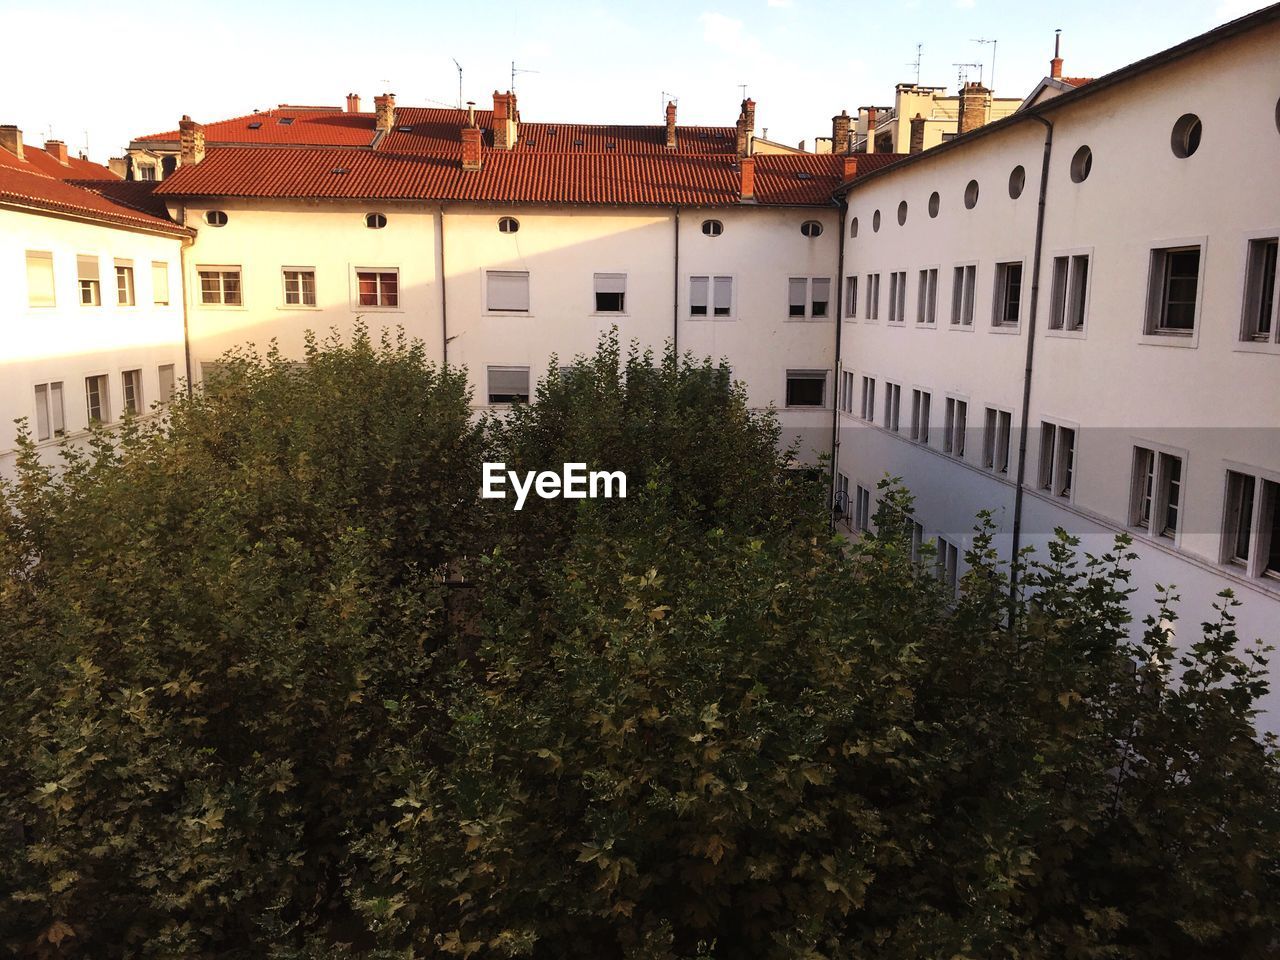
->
461, 124, 482, 172
735, 98, 755, 157
909, 113, 925, 154
665, 100, 677, 150
739, 155, 755, 201
1050, 30, 1063, 79
108, 156, 128, 178
958, 82, 989, 136
178, 115, 205, 166
492, 90, 519, 151
346, 93, 361, 113
831, 110, 851, 156
0, 125, 23, 160
842, 155, 858, 182
45, 140, 69, 165
864, 107, 877, 155
374, 93, 396, 133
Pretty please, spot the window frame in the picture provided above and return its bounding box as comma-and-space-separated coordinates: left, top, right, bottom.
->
864, 272, 881, 322
854, 483, 872, 534
991, 259, 1024, 330
84, 373, 111, 425
910, 388, 932, 445
121, 368, 144, 416
882, 380, 902, 432
688, 274, 735, 320
486, 365, 532, 405
784, 369, 829, 409
354, 267, 401, 311
1128, 441, 1188, 544
949, 261, 977, 330
591, 272, 628, 315
786, 276, 832, 321
1220, 463, 1280, 582
886, 270, 907, 325
115, 262, 136, 306
1142, 238, 1206, 347
26, 250, 56, 308
982, 406, 1013, 476
1236, 230, 1280, 353
151, 260, 170, 306
281, 266, 319, 308
1047, 248, 1093, 338
32, 381, 66, 442
838, 370, 856, 415
859, 375, 877, 422
78, 254, 102, 307
936, 536, 960, 597
1038, 419, 1079, 502
197, 265, 244, 307
844, 275, 858, 319
943, 395, 969, 460
916, 266, 938, 326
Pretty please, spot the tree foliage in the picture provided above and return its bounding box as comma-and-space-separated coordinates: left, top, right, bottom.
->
1, 328, 1277, 959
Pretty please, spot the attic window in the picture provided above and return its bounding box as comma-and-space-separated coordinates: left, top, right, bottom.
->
606, 142, 616, 150
701, 219, 723, 237
278, 117, 295, 125
247, 121, 263, 129
366, 213, 387, 229
795, 171, 813, 180
800, 220, 823, 238
498, 217, 520, 233
699, 132, 709, 139
397, 125, 413, 133
525, 139, 535, 145
205, 210, 228, 227
573, 139, 584, 146
332, 167, 348, 175
547, 128, 558, 136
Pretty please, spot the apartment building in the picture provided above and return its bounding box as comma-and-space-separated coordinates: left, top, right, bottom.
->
833, 6, 1280, 714
0, 127, 190, 479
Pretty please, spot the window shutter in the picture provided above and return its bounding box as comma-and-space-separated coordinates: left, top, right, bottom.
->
487, 271, 530, 311
594, 273, 626, 294
152, 262, 169, 304
713, 276, 733, 312
812, 277, 831, 312
488, 366, 530, 398
788, 278, 807, 313
34, 384, 50, 440
78, 255, 100, 281
26, 251, 55, 306
690, 276, 708, 312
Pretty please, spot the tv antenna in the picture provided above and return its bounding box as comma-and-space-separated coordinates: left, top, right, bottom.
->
452, 59, 463, 108
511, 61, 539, 94
908, 43, 922, 85
953, 61, 983, 89
662, 89, 678, 112
737, 83, 748, 101
971, 37, 998, 90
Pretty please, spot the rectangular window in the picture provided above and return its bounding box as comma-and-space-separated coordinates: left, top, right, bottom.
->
916, 268, 937, 325
487, 365, 531, 404
1040, 422, 1075, 498
33, 382, 65, 441
951, 264, 975, 326
910, 520, 924, 565
1129, 446, 1183, 539
1222, 471, 1280, 580
1242, 238, 1278, 343
1157, 453, 1182, 539
1131, 446, 1155, 529
594, 273, 626, 313
122, 369, 143, 415
883, 382, 901, 432
1146, 246, 1200, 334
860, 376, 876, 421
943, 398, 967, 458
811, 277, 830, 318
158, 364, 176, 402
152, 261, 170, 305
85, 374, 109, 424
78, 255, 101, 306
789, 277, 808, 317
937, 537, 960, 596
115, 260, 135, 306
283, 268, 317, 307
845, 276, 858, 318
910, 389, 931, 444
836, 472, 850, 528
713, 276, 733, 317
690, 276, 731, 317
887, 271, 907, 323
865, 273, 880, 320
138, 164, 156, 181
839, 370, 856, 414
983, 407, 1011, 474
26, 251, 55, 307
855, 484, 871, 533
690, 276, 709, 316
358, 269, 400, 308
1049, 254, 1090, 331
993, 261, 1022, 327
198, 267, 242, 305
1225, 471, 1256, 567
785, 370, 827, 408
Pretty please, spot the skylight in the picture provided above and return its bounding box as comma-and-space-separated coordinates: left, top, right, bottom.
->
279, 117, 295, 125
247, 122, 262, 129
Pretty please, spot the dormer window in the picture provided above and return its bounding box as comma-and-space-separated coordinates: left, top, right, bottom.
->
205, 210, 228, 227
365, 213, 387, 229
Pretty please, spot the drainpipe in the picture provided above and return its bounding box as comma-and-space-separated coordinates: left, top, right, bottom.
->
436, 206, 449, 367
829, 198, 848, 530
672, 207, 680, 355
1008, 113, 1054, 620
177, 206, 194, 396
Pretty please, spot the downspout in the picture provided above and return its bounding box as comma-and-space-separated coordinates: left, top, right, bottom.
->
177, 205, 194, 396
1008, 114, 1054, 619
672, 206, 680, 355
436, 206, 449, 367
829, 197, 848, 531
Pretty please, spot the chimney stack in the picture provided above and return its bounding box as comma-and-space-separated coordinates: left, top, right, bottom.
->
492, 90, 519, 151
665, 100, 677, 150
739, 156, 755, 201
909, 113, 925, 155
958, 82, 989, 136
45, 140, 69, 165
374, 93, 396, 133
864, 107, 877, 155
1050, 31, 1064, 79
108, 156, 128, 178
842, 154, 858, 182
831, 110, 851, 155
461, 124, 482, 172
346, 93, 361, 113
735, 98, 756, 157
0, 125, 23, 161
178, 115, 205, 166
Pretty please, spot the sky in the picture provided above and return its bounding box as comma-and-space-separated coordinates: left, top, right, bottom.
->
0, 0, 1270, 163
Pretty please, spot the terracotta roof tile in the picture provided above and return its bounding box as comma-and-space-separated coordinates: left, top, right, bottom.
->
0, 161, 188, 234
134, 108, 378, 147
1061, 77, 1095, 87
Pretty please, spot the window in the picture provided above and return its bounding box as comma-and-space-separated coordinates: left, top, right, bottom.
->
498, 217, 520, 234
981, 408, 1012, 474
800, 220, 823, 238
883, 382, 901, 432
865, 273, 880, 320
887, 271, 907, 323
78, 255, 101, 306
138, 164, 156, 181
785, 371, 827, 408
594, 273, 626, 313
1170, 114, 1202, 159
992, 261, 1022, 327
1049, 254, 1090, 331
1039, 422, 1076, 498
910, 389, 931, 444
1129, 446, 1184, 540
872, 210, 881, 232
951, 264, 975, 326
897, 201, 908, 226
283, 268, 317, 307
855, 484, 872, 533
33, 382, 65, 441
701, 219, 724, 237
860, 376, 876, 421
916, 268, 937, 325
205, 210, 228, 226
365, 213, 387, 229
151, 261, 170, 305
122, 369, 143, 415
910, 520, 925, 565
198, 267, 242, 305
1146, 246, 1200, 335
115, 261, 135, 306
1158, 453, 1183, 538
358, 269, 400, 308
1223, 471, 1280, 580
1008, 165, 1026, 199
811, 277, 830, 318
1131, 447, 1155, 530
488, 366, 531, 404
788, 278, 807, 318
937, 537, 960, 596
690, 276, 732, 317
836, 473, 851, 527
85, 374, 109, 424
1070, 145, 1093, 183
839, 370, 855, 413
788, 277, 830, 319
26, 251, 55, 307
158, 364, 176, 402
713, 276, 733, 317
845, 276, 858, 318
943, 398, 967, 458
850, 217, 859, 238
928, 191, 940, 217
1242, 238, 1278, 342
963, 179, 979, 209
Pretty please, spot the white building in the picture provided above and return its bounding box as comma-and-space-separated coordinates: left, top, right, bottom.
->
1, 128, 190, 479
833, 6, 1280, 715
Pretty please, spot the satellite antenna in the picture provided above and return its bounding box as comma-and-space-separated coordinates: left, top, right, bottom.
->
511, 61, 540, 94
971, 37, 998, 90
452, 59, 463, 109
908, 43, 923, 85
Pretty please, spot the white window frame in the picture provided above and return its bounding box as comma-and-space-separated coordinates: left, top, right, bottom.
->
26, 250, 56, 308
1128, 441, 1188, 544
943, 395, 969, 460
882, 380, 901, 432
688, 274, 735, 320
864, 272, 881, 322
354, 267, 402, 311
886, 271, 907, 325
844, 275, 858, 319
84, 373, 111, 425
78, 254, 102, 307
32, 381, 66, 441
1235, 229, 1280, 354
854, 483, 872, 534
1046, 247, 1092, 338
949, 262, 976, 330
592, 272, 628, 316
936, 535, 961, 597
839, 370, 856, 415
281, 267, 318, 308
121, 368, 144, 416
115, 260, 136, 307
859, 375, 877, 422
784, 369, 828, 409
910, 388, 931, 445
197, 265, 244, 307
786, 276, 832, 321
916, 266, 938, 326
982, 406, 1013, 476
151, 260, 170, 306
1141, 237, 1206, 347
1038, 418, 1079, 502
158, 364, 176, 403
1220, 463, 1280, 581
990, 259, 1024, 331
487, 365, 532, 405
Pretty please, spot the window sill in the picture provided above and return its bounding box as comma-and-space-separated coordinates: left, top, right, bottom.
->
280, 305, 323, 311
785, 316, 833, 323
591, 312, 629, 318
1232, 340, 1280, 355
989, 323, 1021, 335
885, 320, 906, 328
483, 311, 533, 318
198, 303, 246, 309
1138, 331, 1198, 348
1044, 327, 1087, 340
687, 316, 736, 322
947, 323, 975, 332
784, 405, 829, 411
915, 322, 937, 329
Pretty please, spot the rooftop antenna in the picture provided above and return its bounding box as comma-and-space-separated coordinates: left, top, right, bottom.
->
737, 83, 748, 101
662, 89, 678, 114
953, 61, 982, 91
511, 61, 539, 94
971, 37, 998, 90
908, 42, 922, 85
452, 59, 463, 109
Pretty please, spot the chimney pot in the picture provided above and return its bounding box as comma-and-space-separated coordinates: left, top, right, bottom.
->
374, 93, 396, 133
45, 139, 69, 165
346, 93, 361, 113
467, 101, 476, 127
0, 124, 24, 161
739, 155, 756, 201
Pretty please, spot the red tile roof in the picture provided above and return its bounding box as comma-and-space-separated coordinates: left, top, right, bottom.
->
1061, 77, 1094, 88
134, 107, 380, 147
7, 143, 120, 181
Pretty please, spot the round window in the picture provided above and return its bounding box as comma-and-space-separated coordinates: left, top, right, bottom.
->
365, 212, 387, 229
928, 191, 940, 218
1070, 145, 1093, 183
964, 179, 979, 209
800, 220, 823, 238
897, 200, 908, 226
1170, 114, 1202, 159
702, 219, 723, 237
850, 217, 859, 238
205, 210, 228, 226
498, 216, 520, 233
872, 209, 881, 232
1008, 165, 1026, 199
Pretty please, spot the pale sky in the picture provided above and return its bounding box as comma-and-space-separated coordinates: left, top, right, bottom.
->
0, 0, 1269, 163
